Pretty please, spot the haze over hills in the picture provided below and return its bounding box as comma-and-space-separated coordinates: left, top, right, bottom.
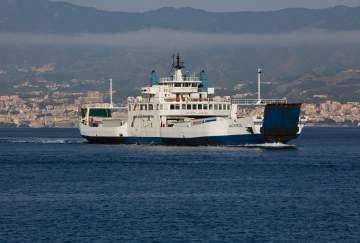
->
1, 0, 360, 33
0, 0, 359, 104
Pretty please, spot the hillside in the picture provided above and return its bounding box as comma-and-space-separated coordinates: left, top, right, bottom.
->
0, 0, 360, 33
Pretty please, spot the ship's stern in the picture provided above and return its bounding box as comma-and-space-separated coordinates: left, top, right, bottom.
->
260, 103, 302, 143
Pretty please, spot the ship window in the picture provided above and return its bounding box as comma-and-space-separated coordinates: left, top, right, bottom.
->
192, 83, 197, 87
192, 104, 197, 110
198, 104, 202, 110
157, 104, 159, 110
209, 104, 213, 110
223, 104, 226, 110
175, 104, 180, 110
140, 104, 145, 111
175, 83, 181, 87
160, 104, 163, 110
184, 83, 190, 87
203, 104, 208, 110
219, 104, 222, 110
170, 104, 175, 110
187, 104, 191, 110
227, 104, 231, 110
88, 108, 112, 118
214, 104, 218, 110
149, 104, 153, 110
182, 104, 186, 110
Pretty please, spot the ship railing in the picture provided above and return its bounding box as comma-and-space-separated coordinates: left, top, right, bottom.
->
163, 98, 231, 103
81, 103, 112, 108
81, 103, 128, 110
129, 97, 231, 103
128, 97, 151, 103
159, 76, 200, 82
231, 98, 287, 105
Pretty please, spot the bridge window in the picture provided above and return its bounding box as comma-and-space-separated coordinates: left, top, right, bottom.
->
203, 104, 208, 110
140, 104, 146, 111
175, 104, 180, 110
88, 108, 112, 118
192, 104, 197, 110
160, 104, 163, 110
187, 104, 191, 110
149, 104, 153, 110
227, 104, 231, 110
214, 104, 218, 110
209, 104, 213, 110
170, 104, 175, 110
223, 104, 226, 110
175, 83, 181, 87
182, 104, 186, 110
198, 104, 202, 110
192, 83, 197, 87
219, 104, 222, 110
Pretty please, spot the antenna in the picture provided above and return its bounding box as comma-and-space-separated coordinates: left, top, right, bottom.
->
173, 53, 184, 70
257, 68, 262, 104
109, 78, 113, 108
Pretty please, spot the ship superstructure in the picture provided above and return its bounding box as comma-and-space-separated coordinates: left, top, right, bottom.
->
80, 55, 305, 145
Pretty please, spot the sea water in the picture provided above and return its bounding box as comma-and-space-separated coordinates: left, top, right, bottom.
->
0, 127, 359, 242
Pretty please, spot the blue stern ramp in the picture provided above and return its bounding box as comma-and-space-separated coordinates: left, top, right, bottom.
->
261, 103, 302, 143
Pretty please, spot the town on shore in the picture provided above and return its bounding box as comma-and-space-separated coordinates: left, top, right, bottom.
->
0, 92, 359, 128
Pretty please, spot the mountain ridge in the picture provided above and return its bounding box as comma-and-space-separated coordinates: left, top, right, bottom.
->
1, 0, 360, 33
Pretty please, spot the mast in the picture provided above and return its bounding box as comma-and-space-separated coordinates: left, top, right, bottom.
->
173, 54, 184, 70
257, 68, 262, 104
109, 78, 113, 108
173, 54, 184, 81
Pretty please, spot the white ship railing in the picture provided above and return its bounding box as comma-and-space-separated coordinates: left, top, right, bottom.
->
81, 103, 128, 110
81, 103, 113, 108
231, 98, 287, 105
159, 76, 200, 82
129, 97, 231, 104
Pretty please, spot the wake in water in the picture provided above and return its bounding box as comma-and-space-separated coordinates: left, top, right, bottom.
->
0, 137, 295, 147
0, 137, 86, 144
227, 142, 296, 149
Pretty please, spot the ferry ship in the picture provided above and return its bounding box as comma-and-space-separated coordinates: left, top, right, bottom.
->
80, 55, 305, 145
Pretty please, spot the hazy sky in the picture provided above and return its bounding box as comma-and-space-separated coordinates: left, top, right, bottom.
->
2, 30, 360, 47
53, 0, 360, 12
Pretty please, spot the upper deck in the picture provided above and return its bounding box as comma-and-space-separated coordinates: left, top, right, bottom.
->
82, 54, 289, 121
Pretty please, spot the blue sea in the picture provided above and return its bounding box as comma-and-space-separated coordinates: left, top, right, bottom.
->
0, 127, 359, 242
